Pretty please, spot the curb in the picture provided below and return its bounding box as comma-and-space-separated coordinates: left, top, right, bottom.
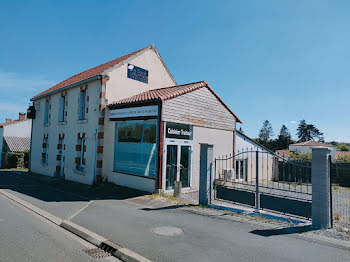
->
0, 189, 62, 225
60, 220, 107, 247
0, 189, 153, 262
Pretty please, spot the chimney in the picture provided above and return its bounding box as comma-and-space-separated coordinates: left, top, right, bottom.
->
6, 118, 12, 122
19, 113, 26, 121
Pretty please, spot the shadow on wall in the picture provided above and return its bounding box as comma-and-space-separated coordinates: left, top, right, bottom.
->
0, 170, 148, 202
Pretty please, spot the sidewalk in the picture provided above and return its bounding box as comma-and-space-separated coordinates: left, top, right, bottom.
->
0, 170, 349, 262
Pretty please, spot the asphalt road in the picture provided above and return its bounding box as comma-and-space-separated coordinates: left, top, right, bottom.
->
0, 171, 349, 262
0, 194, 119, 262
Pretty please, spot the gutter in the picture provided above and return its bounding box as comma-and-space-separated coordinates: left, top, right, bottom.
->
31, 75, 103, 101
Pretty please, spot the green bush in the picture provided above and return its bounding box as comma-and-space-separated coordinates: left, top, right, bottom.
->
290, 152, 312, 161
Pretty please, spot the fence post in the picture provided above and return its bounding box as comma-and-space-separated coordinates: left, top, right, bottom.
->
312, 147, 331, 229
199, 144, 214, 206
255, 150, 259, 212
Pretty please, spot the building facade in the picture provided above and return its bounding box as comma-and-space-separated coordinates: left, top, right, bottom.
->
30, 45, 175, 185
29, 45, 241, 193
103, 81, 241, 192
0, 113, 31, 168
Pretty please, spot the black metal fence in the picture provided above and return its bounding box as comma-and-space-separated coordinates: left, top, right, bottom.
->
330, 161, 350, 227
213, 149, 312, 218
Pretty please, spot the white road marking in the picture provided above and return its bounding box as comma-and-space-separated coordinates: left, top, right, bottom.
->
67, 200, 94, 221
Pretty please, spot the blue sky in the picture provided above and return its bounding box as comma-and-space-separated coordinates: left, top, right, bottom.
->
0, 0, 349, 142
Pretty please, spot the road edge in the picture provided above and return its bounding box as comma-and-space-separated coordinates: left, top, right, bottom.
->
0, 189, 153, 262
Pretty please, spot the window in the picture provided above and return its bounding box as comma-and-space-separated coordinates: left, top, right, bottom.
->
44, 100, 50, 124
114, 119, 157, 177
76, 134, 86, 171
235, 159, 247, 181
42, 135, 49, 164
58, 95, 66, 122
79, 90, 87, 120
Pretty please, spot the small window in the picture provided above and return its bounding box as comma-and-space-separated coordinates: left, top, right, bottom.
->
58, 95, 66, 122
79, 90, 86, 120
42, 135, 49, 164
235, 159, 247, 181
44, 100, 50, 124
76, 136, 86, 171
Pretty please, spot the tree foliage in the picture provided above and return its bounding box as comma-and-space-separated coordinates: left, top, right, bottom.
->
276, 125, 292, 150
297, 120, 323, 142
290, 152, 312, 161
258, 120, 274, 147
336, 143, 350, 152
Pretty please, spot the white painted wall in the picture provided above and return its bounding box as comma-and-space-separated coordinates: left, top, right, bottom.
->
191, 126, 234, 190
2, 120, 32, 137
234, 132, 277, 182
30, 79, 102, 184
105, 48, 175, 104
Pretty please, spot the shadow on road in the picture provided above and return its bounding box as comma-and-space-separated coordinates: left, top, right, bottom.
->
250, 225, 315, 237
0, 170, 148, 202
142, 204, 198, 211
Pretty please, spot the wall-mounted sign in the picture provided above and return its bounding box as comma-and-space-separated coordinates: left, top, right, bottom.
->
166, 122, 193, 140
110, 105, 158, 119
127, 64, 148, 83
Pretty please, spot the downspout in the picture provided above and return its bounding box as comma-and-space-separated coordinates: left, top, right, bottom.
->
156, 100, 163, 192
29, 106, 34, 172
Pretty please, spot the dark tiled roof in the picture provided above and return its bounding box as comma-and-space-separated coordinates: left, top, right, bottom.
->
290, 141, 335, 148
109, 81, 242, 123
3, 136, 31, 152
32, 45, 152, 100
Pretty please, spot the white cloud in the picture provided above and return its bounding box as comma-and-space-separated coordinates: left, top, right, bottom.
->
290, 120, 297, 124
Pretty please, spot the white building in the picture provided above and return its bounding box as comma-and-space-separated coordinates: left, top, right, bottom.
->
29, 45, 241, 192
289, 141, 336, 160
0, 113, 32, 168
234, 131, 278, 183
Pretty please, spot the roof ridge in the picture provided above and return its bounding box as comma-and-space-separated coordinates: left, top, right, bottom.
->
32, 45, 153, 100
149, 80, 206, 92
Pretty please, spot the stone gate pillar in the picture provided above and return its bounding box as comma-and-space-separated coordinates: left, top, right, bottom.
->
312, 147, 331, 229
199, 144, 213, 206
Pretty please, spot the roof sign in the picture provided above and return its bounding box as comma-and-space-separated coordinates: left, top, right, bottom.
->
127, 64, 148, 83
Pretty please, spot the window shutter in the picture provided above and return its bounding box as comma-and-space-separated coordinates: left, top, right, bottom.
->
58, 97, 64, 122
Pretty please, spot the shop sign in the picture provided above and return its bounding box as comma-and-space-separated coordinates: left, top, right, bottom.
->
127, 64, 148, 83
166, 122, 193, 140
110, 105, 158, 119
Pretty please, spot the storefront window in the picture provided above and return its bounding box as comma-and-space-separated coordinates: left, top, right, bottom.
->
114, 119, 157, 177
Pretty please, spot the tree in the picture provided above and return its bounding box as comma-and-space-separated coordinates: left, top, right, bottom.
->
276, 125, 292, 150
337, 143, 350, 152
258, 120, 274, 147
296, 120, 323, 142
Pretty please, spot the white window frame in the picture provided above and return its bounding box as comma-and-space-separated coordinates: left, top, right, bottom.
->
235, 158, 247, 182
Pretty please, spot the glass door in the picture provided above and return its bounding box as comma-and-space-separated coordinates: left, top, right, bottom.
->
165, 143, 192, 190
166, 145, 178, 190
180, 145, 191, 188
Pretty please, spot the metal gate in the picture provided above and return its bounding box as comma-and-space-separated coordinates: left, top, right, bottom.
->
213, 149, 312, 219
